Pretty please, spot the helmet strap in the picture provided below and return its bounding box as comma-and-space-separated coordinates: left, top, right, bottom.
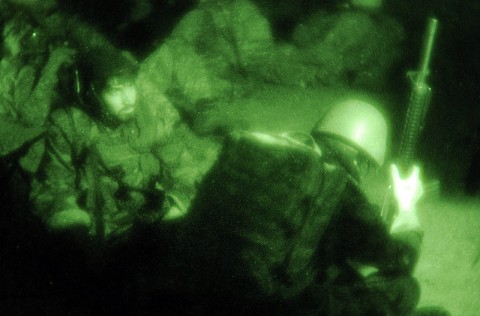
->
321, 138, 363, 182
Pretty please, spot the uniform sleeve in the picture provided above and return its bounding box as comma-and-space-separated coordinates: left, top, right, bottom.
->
385, 229, 423, 274
17, 56, 65, 126
154, 122, 220, 216
336, 182, 423, 275
13, 66, 36, 119
0, 62, 45, 156
30, 110, 82, 226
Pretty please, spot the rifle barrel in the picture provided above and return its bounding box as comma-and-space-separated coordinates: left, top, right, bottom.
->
418, 18, 439, 85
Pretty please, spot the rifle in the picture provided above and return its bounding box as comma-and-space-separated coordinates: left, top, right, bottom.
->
381, 17, 439, 225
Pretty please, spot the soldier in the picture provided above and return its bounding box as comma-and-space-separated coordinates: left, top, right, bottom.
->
305, 99, 424, 315
0, 13, 74, 163
169, 98, 449, 315
30, 47, 188, 248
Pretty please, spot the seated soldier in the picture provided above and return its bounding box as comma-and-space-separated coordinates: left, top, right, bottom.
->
30, 47, 188, 248
0, 13, 74, 166
167, 98, 449, 315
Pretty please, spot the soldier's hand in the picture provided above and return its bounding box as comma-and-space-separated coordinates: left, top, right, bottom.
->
49, 208, 97, 258
390, 164, 424, 232
162, 205, 187, 221
49, 208, 92, 232
161, 194, 188, 221
390, 164, 424, 212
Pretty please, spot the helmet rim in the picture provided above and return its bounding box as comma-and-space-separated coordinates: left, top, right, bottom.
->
312, 131, 380, 167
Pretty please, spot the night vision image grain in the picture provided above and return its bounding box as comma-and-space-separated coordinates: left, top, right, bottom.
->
1, 0, 479, 315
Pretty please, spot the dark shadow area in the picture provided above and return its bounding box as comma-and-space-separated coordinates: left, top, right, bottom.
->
58, 0, 196, 58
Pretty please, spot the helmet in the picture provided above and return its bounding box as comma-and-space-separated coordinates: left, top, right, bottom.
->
311, 99, 387, 166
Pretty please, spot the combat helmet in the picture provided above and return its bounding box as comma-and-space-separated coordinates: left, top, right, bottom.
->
311, 98, 388, 167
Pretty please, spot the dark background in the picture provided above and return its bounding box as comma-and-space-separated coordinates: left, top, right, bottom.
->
1, 0, 479, 314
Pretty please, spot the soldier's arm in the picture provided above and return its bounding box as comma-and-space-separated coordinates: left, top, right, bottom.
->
384, 164, 425, 274
154, 122, 220, 221
18, 47, 75, 126
338, 182, 422, 275
30, 109, 91, 231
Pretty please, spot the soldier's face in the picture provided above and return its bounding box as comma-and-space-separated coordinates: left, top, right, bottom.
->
100, 77, 137, 122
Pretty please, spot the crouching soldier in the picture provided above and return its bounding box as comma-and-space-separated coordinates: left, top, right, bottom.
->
304, 99, 445, 315
172, 98, 449, 315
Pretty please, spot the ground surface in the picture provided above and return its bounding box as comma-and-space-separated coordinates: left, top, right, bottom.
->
415, 197, 480, 316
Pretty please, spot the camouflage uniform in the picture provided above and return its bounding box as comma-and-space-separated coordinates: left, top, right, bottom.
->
0, 57, 59, 161
170, 132, 422, 315
0, 15, 74, 173
31, 103, 215, 242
